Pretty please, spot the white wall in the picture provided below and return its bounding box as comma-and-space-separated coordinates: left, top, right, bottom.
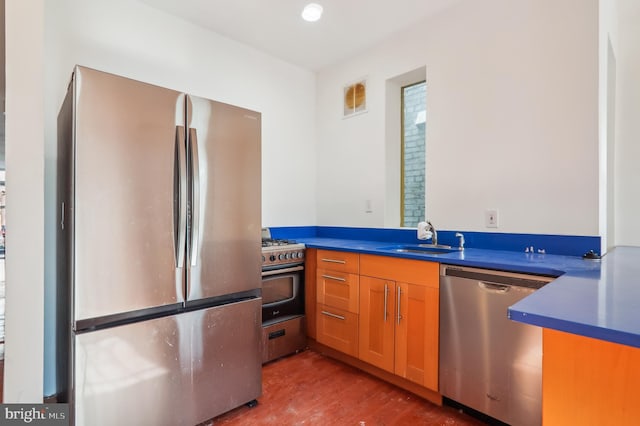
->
316, 0, 600, 235
4, 0, 45, 402
599, 0, 620, 252
614, 0, 640, 245
44, 0, 317, 229
41, 0, 317, 396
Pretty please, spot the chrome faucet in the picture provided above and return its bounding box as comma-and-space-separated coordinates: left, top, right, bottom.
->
455, 232, 465, 250
426, 221, 437, 245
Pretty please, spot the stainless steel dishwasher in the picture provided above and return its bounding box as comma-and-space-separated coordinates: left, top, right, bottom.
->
439, 265, 553, 426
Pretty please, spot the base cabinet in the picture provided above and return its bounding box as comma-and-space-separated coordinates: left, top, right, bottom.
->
543, 328, 640, 425
313, 250, 440, 395
359, 261, 439, 391
315, 250, 360, 357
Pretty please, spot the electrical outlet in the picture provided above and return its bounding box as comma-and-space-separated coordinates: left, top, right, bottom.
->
485, 209, 498, 228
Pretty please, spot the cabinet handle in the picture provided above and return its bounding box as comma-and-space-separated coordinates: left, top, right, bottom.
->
321, 310, 345, 321
321, 274, 346, 282
321, 258, 346, 264
383, 283, 389, 322
397, 286, 402, 325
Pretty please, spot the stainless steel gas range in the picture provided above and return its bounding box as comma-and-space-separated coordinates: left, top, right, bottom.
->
260, 228, 307, 363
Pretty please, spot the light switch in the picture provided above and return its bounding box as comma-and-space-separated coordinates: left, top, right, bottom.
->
365, 199, 373, 213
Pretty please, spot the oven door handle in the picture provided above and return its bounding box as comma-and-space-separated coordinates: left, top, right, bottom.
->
261, 265, 304, 277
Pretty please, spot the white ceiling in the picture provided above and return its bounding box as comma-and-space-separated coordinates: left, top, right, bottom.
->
138, 0, 462, 71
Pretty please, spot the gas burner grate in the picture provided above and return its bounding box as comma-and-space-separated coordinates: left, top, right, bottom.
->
261, 238, 298, 247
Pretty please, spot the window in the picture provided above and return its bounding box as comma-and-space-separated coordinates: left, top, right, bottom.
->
401, 81, 426, 227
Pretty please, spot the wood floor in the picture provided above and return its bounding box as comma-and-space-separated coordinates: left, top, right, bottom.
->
209, 350, 485, 425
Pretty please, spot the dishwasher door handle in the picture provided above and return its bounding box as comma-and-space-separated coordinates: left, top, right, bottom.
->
478, 281, 510, 293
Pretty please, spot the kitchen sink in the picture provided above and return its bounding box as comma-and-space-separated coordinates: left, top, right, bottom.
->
377, 244, 458, 255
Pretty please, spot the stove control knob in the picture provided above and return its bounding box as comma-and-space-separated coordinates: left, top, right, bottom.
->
278, 254, 285, 260
285, 253, 291, 259
269, 255, 276, 262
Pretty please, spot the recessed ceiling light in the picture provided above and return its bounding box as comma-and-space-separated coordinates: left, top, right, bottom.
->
302, 3, 323, 22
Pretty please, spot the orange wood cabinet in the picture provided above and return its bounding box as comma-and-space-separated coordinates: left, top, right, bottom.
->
304, 248, 317, 339
359, 276, 396, 372
316, 269, 359, 313
359, 254, 439, 391
316, 303, 359, 357
316, 250, 360, 357
542, 328, 640, 425
316, 249, 359, 274
394, 281, 438, 389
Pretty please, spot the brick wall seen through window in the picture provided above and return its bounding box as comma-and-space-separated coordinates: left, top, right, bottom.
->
401, 82, 426, 227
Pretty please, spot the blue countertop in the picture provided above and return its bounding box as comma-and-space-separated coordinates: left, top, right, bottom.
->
508, 246, 640, 348
298, 237, 640, 349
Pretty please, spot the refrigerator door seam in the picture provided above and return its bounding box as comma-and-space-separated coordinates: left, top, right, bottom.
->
74, 302, 183, 334
183, 289, 261, 312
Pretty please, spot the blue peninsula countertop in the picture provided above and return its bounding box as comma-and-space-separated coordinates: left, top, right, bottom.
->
295, 235, 640, 349
508, 246, 640, 348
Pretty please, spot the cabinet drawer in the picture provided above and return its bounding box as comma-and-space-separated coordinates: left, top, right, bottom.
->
316, 304, 358, 357
360, 254, 439, 288
317, 250, 359, 274
317, 269, 359, 313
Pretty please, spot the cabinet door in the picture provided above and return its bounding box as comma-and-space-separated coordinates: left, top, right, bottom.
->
395, 282, 439, 390
358, 276, 396, 373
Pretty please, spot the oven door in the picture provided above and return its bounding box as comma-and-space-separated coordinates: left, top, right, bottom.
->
261, 265, 304, 324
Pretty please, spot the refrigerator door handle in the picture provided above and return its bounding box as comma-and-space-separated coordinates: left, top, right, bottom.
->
175, 125, 187, 268
60, 202, 65, 230
189, 127, 200, 267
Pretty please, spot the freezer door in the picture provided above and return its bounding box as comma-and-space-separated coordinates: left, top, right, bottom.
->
74, 313, 186, 426
184, 298, 262, 423
72, 66, 187, 323
186, 96, 261, 301
74, 299, 262, 426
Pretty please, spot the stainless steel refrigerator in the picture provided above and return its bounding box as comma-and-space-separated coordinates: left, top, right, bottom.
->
56, 65, 262, 426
